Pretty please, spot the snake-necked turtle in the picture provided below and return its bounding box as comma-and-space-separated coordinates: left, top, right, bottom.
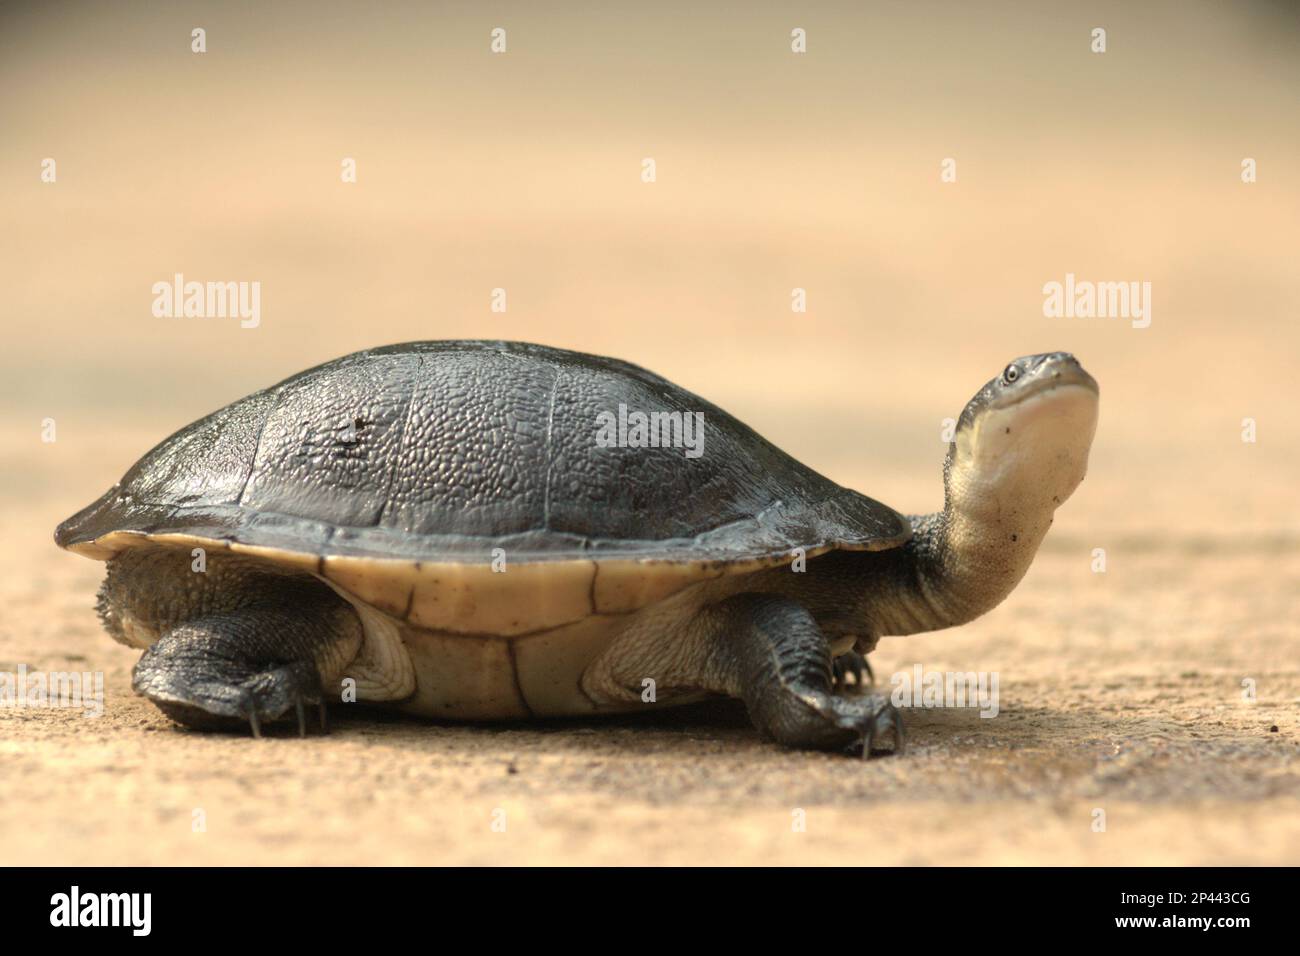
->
55, 342, 1098, 755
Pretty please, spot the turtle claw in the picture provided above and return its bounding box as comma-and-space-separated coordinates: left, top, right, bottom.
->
840, 693, 903, 759
865, 708, 904, 757
802, 690, 904, 758
227, 666, 324, 739
237, 688, 267, 739
832, 651, 874, 692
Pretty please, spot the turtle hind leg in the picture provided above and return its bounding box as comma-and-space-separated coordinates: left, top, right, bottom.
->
97, 546, 364, 735
132, 604, 359, 736
706, 594, 903, 756
832, 649, 874, 691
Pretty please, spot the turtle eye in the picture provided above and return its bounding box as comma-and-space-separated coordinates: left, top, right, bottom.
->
1002, 364, 1020, 385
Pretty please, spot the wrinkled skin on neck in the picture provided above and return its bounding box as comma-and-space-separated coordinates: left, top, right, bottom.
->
821, 353, 1100, 641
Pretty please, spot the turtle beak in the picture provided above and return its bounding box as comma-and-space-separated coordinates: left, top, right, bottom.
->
1032, 352, 1098, 394
993, 353, 1098, 410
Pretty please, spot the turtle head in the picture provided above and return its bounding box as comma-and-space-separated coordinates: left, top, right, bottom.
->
945, 352, 1099, 520
868, 352, 1099, 635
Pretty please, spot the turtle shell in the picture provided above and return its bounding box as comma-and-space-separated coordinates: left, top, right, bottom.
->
56, 341, 909, 634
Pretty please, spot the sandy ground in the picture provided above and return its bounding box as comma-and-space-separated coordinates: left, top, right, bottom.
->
3, 501, 1297, 866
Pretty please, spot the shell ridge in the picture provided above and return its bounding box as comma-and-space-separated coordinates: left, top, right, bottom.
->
374, 352, 424, 528
234, 383, 281, 508
541, 363, 562, 533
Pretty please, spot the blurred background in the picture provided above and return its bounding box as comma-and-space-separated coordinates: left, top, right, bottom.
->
3, 0, 1298, 543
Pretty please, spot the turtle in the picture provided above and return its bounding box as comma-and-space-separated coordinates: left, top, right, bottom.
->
54, 342, 1099, 755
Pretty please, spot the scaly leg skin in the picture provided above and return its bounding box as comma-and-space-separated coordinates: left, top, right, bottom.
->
133, 607, 349, 737
707, 594, 902, 757
98, 546, 364, 737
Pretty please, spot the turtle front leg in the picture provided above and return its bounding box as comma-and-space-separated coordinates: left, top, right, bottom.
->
132, 602, 362, 736
705, 594, 903, 757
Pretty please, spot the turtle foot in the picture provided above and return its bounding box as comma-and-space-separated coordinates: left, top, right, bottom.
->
806, 691, 905, 759
832, 650, 874, 691
710, 594, 905, 756
236, 667, 327, 739
133, 623, 328, 737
